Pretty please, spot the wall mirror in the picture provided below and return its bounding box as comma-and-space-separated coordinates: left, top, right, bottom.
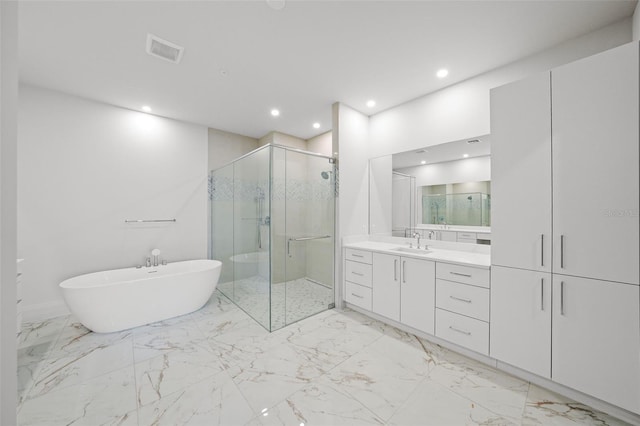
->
369, 135, 491, 242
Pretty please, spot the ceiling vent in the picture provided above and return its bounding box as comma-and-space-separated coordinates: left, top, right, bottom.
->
467, 139, 481, 144
146, 34, 184, 64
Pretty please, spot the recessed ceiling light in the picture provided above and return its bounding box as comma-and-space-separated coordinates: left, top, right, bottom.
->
313, 122, 320, 129
421, 160, 427, 165
270, 109, 280, 117
436, 69, 449, 78
366, 100, 376, 108
141, 105, 152, 113
463, 154, 469, 158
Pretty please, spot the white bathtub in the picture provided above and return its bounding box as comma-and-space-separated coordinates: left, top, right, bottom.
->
60, 259, 222, 333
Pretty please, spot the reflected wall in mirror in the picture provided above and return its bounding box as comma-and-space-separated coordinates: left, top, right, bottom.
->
369, 135, 491, 238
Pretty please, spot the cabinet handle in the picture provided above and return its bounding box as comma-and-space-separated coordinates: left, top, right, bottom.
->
541, 234, 544, 267
540, 278, 544, 311
449, 272, 472, 278
560, 235, 565, 269
350, 292, 364, 299
351, 271, 364, 276
450, 295, 472, 304
402, 261, 406, 283
351, 254, 364, 258
394, 259, 398, 281
449, 326, 471, 336
560, 281, 565, 315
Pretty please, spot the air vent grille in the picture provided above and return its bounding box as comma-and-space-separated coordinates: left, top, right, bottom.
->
146, 34, 184, 64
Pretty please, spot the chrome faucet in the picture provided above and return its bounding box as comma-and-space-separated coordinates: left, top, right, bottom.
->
145, 257, 152, 268
427, 230, 436, 240
413, 232, 422, 249
151, 248, 161, 267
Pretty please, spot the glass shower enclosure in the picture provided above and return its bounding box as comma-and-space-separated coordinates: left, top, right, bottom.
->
209, 144, 335, 331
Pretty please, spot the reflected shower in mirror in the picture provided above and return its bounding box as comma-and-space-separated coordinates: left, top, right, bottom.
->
369, 135, 491, 237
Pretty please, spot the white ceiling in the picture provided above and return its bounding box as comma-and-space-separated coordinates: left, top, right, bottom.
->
19, 1, 637, 140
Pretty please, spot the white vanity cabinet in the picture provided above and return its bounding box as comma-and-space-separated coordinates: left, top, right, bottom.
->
552, 43, 639, 285
552, 276, 640, 414
490, 266, 551, 378
434, 263, 490, 355
371, 253, 435, 331
372, 253, 401, 321
344, 249, 373, 311
490, 41, 640, 414
490, 70, 552, 272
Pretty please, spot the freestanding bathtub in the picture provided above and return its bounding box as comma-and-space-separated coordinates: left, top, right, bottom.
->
59, 259, 222, 333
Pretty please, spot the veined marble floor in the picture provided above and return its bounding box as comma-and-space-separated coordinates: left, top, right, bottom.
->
17, 291, 630, 426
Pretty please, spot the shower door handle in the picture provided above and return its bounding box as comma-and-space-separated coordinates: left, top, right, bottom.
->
287, 235, 332, 257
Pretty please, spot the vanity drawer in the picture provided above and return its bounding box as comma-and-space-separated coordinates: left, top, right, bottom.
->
436, 263, 490, 288
345, 281, 372, 311
436, 308, 489, 355
436, 279, 489, 321
345, 260, 372, 287
345, 248, 373, 264
457, 232, 477, 240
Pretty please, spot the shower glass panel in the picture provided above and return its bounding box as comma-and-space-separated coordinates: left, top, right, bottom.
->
210, 144, 335, 332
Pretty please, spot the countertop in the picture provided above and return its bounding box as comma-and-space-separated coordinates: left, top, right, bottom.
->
343, 240, 491, 269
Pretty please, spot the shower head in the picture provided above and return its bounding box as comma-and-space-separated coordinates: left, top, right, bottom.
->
321, 171, 332, 180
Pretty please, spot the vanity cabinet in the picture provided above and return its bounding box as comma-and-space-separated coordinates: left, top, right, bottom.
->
434, 263, 490, 355
371, 252, 435, 332
552, 276, 640, 413
551, 43, 638, 285
490, 266, 551, 378
344, 249, 373, 311
490, 41, 640, 414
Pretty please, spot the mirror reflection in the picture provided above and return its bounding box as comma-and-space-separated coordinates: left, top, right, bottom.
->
370, 135, 491, 243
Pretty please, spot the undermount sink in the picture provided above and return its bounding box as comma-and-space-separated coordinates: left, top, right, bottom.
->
392, 246, 432, 255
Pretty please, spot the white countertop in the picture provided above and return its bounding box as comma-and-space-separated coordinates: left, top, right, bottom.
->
343, 240, 491, 269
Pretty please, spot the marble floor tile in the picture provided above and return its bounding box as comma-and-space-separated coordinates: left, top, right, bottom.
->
247, 382, 385, 426
522, 384, 632, 426
19, 316, 68, 349
135, 345, 226, 407
18, 365, 137, 426
132, 319, 208, 363
28, 338, 134, 399
320, 343, 430, 421
135, 370, 255, 426
428, 357, 530, 422
388, 378, 516, 426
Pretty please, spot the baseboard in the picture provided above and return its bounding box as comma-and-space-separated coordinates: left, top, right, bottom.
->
21, 300, 70, 323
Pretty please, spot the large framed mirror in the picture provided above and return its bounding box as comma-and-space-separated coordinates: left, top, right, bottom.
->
369, 135, 491, 244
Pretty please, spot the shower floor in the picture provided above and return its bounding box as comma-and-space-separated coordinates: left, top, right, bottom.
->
217, 276, 334, 330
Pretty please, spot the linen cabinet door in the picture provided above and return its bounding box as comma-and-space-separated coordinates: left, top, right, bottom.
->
552, 42, 639, 285
490, 266, 551, 378
552, 275, 640, 414
400, 257, 435, 334
490, 71, 552, 272
372, 253, 401, 322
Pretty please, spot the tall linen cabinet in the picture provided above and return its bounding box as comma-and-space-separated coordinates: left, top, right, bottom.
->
490, 42, 640, 414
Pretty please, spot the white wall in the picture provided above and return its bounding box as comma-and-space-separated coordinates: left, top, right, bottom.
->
258, 131, 307, 150
369, 155, 392, 235
369, 18, 631, 158
307, 131, 333, 157
397, 156, 491, 187
18, 85, 209, 320
1, 2, 18, 424
208, 128, 257, 171
335, 103, 370, 238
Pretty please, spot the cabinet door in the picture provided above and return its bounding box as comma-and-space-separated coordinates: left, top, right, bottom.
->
552, 275, 640, 413
552, 42, 639, 285
372, 253, 400, 321
490, 266, 551, 378
400, 257, 435, 334
490, 71, 552, 272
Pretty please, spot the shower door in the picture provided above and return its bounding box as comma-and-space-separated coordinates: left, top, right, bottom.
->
271, 146, 335, 330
